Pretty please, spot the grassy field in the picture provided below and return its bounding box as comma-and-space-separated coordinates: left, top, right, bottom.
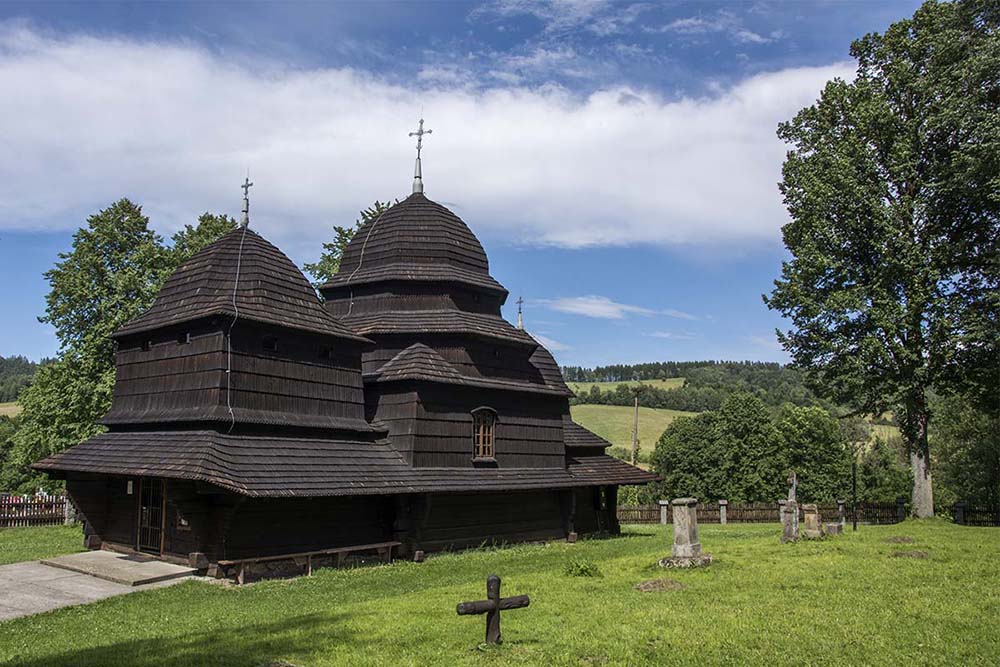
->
567, 378, 686, 395
0, 402, 20, 418
570, 404, 696, 451
0, 525, 85, 566
1, 521, 997, 666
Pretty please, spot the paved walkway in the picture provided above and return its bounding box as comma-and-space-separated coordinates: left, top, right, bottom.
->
0, 552, 195, 622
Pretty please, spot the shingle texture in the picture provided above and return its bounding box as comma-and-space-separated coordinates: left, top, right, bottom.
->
116, 227, 368, 343
563, 419, 613, 450
368, 343, 573, 396
320, 194, 506, 294
34, 431, 657, 497
341, 309, 537, 347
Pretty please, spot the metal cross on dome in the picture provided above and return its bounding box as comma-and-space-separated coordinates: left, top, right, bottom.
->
409, 117, 432, 158
240, 175, 254, 227
409, 117, 432, 194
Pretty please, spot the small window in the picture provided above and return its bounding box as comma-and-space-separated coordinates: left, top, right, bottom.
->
176, 512, 191, 531
472, 408, 496, 460
493, 348, 503, 360
177, 332, 192, 345
262, 336, 279, 353
141, 340, 152, 352
318, 346, 333, 361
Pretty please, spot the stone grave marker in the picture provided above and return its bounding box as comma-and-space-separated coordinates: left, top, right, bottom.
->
658, 497, 712, 568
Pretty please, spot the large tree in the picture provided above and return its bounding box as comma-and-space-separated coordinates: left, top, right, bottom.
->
7, 202, 235, 490
766, 0, 1000, 517
305, 200, 395, 286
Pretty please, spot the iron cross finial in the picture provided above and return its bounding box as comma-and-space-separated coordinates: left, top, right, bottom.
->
409, 117, 432, 158
409, 117, 432, 194
240, 175, 254, 227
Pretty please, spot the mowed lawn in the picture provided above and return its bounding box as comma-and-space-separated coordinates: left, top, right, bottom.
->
1, 521, 997, 666
567, 378, 686, 394
0, 525, 84, 565
570, 404, 697, 451
0, 402, 21, 418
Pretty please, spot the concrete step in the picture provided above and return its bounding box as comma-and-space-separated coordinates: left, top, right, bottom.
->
41, 550, 196, 586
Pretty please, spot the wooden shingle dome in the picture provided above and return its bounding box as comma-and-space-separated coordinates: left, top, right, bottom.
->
118, 227, 368, 343
320, 193, 506, 296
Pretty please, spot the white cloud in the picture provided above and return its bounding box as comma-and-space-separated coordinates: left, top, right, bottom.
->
0, 24, 852, 256
663, 308, 699, 321
645, 331, 697, 340
539, 296, 655, 319
652, 11, 773, 44
531, 333, 570, 351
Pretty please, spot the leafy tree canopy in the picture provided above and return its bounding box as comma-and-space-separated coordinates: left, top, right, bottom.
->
765, 0, 1000, 516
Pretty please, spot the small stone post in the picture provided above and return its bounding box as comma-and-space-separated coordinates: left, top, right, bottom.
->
780, 500, 799, 543
837, 499, 846, 525
954, 502, 967, 525
658, 499, 670, 525
718, 499, 728, 525
802, 503, 824, 539
896, 496, 907, 523
658, 497, 712, 568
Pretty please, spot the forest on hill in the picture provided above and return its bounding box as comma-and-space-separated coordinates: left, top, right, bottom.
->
0, 356, 43, 403
563, 361, 822, 412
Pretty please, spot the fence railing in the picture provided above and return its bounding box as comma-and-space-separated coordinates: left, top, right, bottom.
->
618, 499, 906, 525
953, 503, 1000, 527
0, 495, 70, 528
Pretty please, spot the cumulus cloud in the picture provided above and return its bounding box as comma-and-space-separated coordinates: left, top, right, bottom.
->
0, 24, 851, 256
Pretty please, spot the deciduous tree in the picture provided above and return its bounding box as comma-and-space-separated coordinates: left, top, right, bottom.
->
766, 0, 1000, 516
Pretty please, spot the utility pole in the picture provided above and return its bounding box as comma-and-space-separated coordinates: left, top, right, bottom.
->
630, 388, 640, 467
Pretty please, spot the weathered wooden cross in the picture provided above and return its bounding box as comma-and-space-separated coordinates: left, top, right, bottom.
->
456, 574, 530, 645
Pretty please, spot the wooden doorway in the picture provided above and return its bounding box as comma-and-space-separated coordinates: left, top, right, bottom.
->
137, 478, 165, 554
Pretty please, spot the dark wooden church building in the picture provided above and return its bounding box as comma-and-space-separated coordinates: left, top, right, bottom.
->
34, 129, 655, 570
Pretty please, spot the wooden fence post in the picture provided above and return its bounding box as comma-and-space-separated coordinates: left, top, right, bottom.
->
718, 500, 728, 525
896, 497, 907, 523
658, 500, 670, 525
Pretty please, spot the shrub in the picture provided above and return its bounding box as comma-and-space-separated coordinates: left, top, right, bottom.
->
564, 559, 602, 577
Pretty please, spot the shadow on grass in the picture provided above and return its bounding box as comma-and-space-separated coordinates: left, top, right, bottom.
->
11, 612, 359, 667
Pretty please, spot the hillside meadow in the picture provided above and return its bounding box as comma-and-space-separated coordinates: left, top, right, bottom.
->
0, 402, 20, 418
566, 378, 686, 394
570, 404, 696, 453
0, 521, 997, 666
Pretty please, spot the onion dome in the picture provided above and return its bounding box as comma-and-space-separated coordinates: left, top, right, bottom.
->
320, 193, 507, 296
116, 227, 369, 344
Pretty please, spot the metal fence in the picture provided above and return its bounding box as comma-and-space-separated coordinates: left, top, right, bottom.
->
953, 503, 1000, 527
0, 495, 69, 528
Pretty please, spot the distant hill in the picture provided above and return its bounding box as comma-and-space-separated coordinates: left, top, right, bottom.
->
570, 404, 697, 464
564, 360, 818, 412
0, 355, 42, 403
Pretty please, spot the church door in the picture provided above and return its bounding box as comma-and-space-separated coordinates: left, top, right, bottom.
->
137, 478, 165, 554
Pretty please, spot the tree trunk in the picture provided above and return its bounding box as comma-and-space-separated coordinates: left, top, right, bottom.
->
910, 449, 934, 518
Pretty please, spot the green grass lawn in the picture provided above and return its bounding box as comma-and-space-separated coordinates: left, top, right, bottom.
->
567, 378, 686, 394
0, 402, 21, 418
0, 525, 84, 565
2, 521, 996, 666
570, 404, 696, 453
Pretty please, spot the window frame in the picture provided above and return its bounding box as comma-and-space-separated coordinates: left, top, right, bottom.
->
471, 407, 497, 462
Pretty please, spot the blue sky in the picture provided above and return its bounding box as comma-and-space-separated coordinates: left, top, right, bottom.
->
0, 0, 921, 367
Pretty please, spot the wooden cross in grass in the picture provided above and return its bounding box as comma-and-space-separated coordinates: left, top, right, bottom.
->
456, 574, 530, 645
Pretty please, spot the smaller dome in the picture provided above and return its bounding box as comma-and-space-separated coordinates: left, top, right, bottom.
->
322, 193, 506, 294
116, 227, 369, 343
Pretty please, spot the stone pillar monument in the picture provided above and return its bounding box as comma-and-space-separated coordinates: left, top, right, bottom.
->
658, 497, 712, 568
802, 503, 825, 539
718, 499, 728, 525
780, 471, 799, 543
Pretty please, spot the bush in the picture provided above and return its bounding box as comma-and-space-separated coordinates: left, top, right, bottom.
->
564, 559, 602, 577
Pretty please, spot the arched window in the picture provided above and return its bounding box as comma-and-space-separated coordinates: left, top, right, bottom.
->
472, 408, 496, 460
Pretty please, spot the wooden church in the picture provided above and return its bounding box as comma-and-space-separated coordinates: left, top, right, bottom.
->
34, 124, 655, 571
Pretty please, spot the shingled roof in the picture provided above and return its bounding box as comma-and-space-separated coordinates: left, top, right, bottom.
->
366, 343, 573, 396
563, 418, 613, 450
116, 227, 369, 343
320, 193, 507, 295
33, 430, 659, 497
341, 309, 538, 347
